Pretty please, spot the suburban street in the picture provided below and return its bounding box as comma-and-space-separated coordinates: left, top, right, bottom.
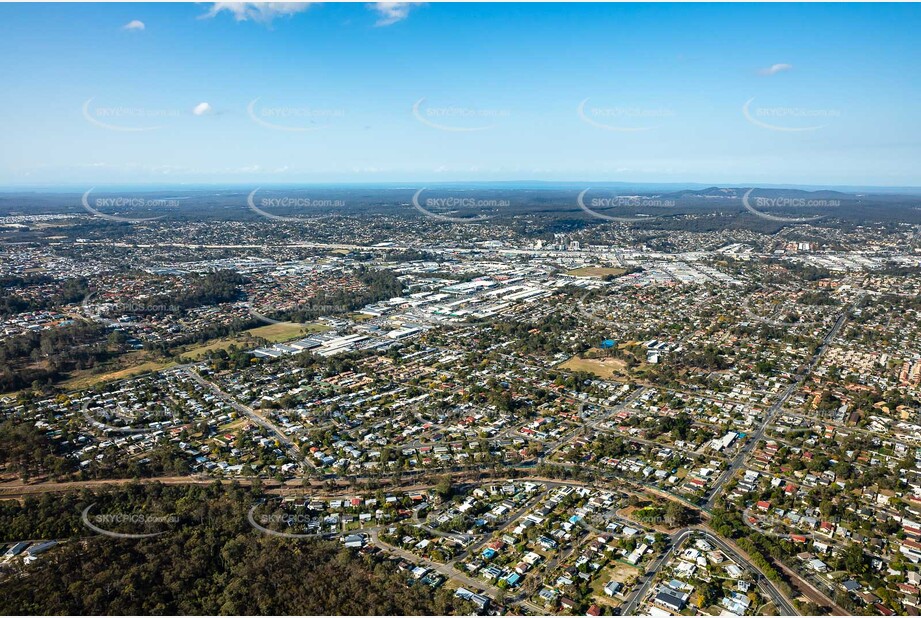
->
705, 302, 853, 510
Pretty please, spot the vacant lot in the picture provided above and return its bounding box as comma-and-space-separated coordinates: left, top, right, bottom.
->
589, 563, 641, 607
61, 358, 177, 391
178, 321, 331, 360
566, 266, 627, 278
247, 322, 326, 341
177, 339, 244, 360
559, 355, 628, 379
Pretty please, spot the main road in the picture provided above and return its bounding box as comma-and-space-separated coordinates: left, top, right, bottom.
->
704, 530, 798, 616
620, 528, 694, 616
704, 303, 853, 510
184, 367, 309, 468
620, 527, 797, 616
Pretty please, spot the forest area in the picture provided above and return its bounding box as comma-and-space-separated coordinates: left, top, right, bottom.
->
0, 482, 473, 615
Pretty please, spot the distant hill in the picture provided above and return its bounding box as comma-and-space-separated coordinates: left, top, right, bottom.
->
662, 187, 852, 200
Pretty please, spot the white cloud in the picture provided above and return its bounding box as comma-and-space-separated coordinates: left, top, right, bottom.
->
203, 3, 423, 27
759, 63, 793, 76
369, 2, 424, 27
204, 3, 313, 23
192, 102, 213, 116
123, 20, 145, 31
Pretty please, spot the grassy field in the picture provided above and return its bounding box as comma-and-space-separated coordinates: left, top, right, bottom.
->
219, 418, 248, 432
618, 504, 677, 532
247, 322, 317, 342
2, 351, 176, 398
177, 339, 243, 360
3, 321, 333, 397
565, 266, 627, 278
558, 355, 628, 379
60, 359, 177, 391
177, 321, 330, 360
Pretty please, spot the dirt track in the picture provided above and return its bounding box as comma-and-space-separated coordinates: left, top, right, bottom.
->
0, 476, 236, 499
0, 470, 518, 500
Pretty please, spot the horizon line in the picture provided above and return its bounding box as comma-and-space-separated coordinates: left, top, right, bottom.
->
2, 180, 921, 194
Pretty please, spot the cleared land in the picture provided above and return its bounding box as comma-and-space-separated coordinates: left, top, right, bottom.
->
558, 355, 628, 379
47, 322, 333, 392
589, 563, 641, 608
178, 322, 331, 360
247, 321, 328, 341
60, 357, 177, 391
565, 266, 627, 278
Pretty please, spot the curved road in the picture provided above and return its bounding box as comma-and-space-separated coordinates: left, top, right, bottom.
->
621, 528, 796, 616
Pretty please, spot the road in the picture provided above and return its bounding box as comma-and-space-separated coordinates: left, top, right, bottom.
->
460, 489, 550, 559
184, 367, 308, 468
411, 505, 474, 545
620, 528, 693, 615
590, 424, 730, 463
704, 303, 853, 509
619, 527, 797, 616
5, 274, 871, 617
702, 530, 797, 616
1, 465, 801, 614
389, 478, 792, 616
541, 386, 646, 459
369, 529, 547, 615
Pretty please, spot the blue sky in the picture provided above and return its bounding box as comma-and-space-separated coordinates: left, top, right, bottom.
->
0, 2, 919, 187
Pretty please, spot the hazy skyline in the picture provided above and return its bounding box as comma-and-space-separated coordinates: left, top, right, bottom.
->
1, 2, 919, 187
